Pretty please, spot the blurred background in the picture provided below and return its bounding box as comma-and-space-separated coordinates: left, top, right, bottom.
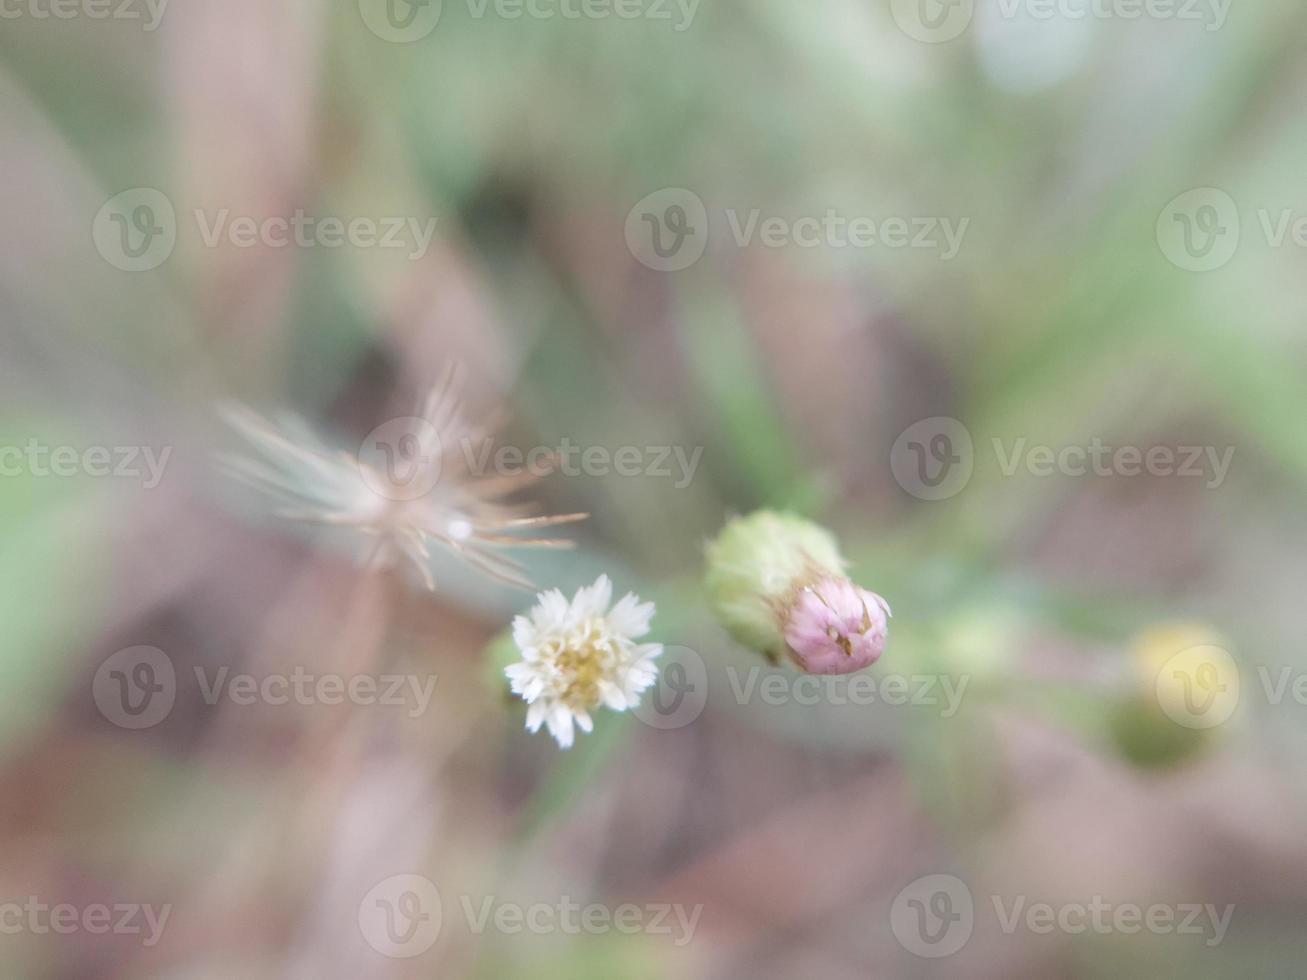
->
2, 0, 1307, 976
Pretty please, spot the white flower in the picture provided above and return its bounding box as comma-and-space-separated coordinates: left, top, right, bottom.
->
505, 575, 662, 749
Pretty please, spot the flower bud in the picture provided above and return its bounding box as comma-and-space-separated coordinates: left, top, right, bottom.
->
1133, 623, 1236, 724
1109, 693, 1206, 770
783, 576, 890, 674
1110, 622, 1234, 769
704, 511, 890, 674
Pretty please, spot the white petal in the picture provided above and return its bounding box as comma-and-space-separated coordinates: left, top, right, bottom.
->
575, 711, 594, 733
534, 589, 570, 632
593, 574, 613, 612
511, 614, 536, 650
526, 701, 548, 733
606, 593, 655, 639
627, 669, 658, 694
504, 663, 533, 690
599, 680, 628, 711
572, 574, 613, 620
548, 705, 575, 749
633, 642, 663, 663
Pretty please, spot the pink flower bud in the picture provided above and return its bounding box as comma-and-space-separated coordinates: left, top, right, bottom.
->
782, 577, 891, 675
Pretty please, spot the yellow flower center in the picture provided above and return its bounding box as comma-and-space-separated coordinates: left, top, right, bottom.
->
554, 617, 613, 711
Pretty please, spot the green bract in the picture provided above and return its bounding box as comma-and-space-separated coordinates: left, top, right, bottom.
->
704, 511, 845, 658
